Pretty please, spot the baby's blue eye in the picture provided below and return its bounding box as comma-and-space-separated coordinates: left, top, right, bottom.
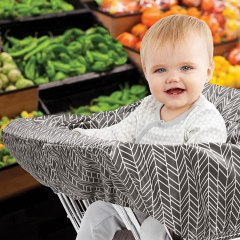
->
181, 66, 193, 71
155, 68, 166, 73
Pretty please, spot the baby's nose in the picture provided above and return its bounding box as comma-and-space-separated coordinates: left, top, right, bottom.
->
166, 73, 180, 83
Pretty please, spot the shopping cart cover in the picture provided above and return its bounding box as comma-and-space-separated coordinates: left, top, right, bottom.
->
3, 84, 240, 240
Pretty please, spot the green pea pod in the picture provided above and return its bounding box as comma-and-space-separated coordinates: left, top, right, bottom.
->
108, 42, 123, 54
114, 53, 128, 66
95, 26, 109, 35
52, 72, 67, 81
24, 56, 36, 80
9, 39, 38, 57
46, 60, 56, 79
130, 85, 147, 95
59, 53, 71, 63
85, 27, 97, 35
89, 105, 103, 113
98, 43, 108, 54
70, 64, 86, 75
91, 61, 107, 72
91, 51, 109, 61
72, 106, 90, 115
52, 62, 70, 74
5, 36, 20, 45
34, 77, 49, 85
77, 56, 87, 66
121, 88, 130, 101
107, 104, 121, 111
110, 91, 122, 100
30, 6, 41, 15
67, 42, 82, 55
97, 102, 112, 111
108, 50, 119, 61
87, 34, 108, 45
36, 52, 43, 64
85, 51, 94, 64
95, 96, 123, 105
24, 37, 51, 60
61, 2, 74, 11
47, 44, 69, 54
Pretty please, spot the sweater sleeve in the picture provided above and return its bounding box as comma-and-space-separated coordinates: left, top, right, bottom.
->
185, 107, 227, 144
73, 97, 148, 143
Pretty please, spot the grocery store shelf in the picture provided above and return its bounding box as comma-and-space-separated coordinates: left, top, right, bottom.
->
38, 62, 144, 114
0, 164, 41, 201
84, 1, 141, 38
38, 63, 135, 91
0, 0, 87, 27
0, 85, 38, 118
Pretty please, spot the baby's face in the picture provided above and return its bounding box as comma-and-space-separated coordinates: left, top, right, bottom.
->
144, 32, 214, 112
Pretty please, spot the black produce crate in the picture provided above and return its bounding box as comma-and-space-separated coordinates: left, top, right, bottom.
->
0, 10, 98, 38
39, 63, 147, 114
0, 0, 86, 29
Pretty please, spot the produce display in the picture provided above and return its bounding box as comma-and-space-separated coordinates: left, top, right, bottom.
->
117, 1, 240, 50
210, 55, 240, 88
227, 44, 240, 65
71, 83, 148, 115
95, 0, 140, 14
3, 26, 128, 85
0, 110, 44, 169
0, 52, 34, 92
0, 0, 74, 19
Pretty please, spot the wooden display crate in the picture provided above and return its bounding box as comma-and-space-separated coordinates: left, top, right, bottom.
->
214, 38, 239, 56
0, 165, 40, 200
124, 47, 142, 71
0, 86, 38, 118
124, 38, 240, 72
85, 2, 141, 38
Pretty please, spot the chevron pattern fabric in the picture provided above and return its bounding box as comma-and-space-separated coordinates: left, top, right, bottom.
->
3, 84, 240, 240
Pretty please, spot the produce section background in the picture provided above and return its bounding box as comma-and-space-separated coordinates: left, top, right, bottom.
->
0, 0, 239, 240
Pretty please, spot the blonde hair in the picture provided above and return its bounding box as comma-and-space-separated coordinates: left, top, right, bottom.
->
140, 14, 213, 71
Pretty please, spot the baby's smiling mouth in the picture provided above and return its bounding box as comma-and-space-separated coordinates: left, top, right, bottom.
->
165, 88, 186, 95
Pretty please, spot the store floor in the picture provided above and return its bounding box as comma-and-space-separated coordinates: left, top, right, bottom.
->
0, 186, 76, 240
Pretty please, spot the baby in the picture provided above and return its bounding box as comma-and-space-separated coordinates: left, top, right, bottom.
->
74, 14, 227, 240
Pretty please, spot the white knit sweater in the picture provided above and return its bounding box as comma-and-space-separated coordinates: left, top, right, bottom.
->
74, 94, 227, 145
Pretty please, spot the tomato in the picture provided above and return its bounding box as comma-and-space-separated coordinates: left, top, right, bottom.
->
214, 13, 225, 27
228, 47, 240, 65
170, 5, 187, 14
135, 41, 142, 51
131, 23, 148, 40
201, 0, 214, 12
116, 32, 138, 48
213, 33, 221, 44
186, 7, 201, 17
141, 7, 162, 27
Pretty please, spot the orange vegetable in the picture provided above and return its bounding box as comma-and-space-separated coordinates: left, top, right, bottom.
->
116, 32, 138, 48
213, 33, 221, 44
141, 7, 162, 28
131, 23, 148, 40
170, 5, 187, 14
228, 47, 240, 65
186, 7, 201, 18
201, 0, 214, 12
135, 41, 142, 51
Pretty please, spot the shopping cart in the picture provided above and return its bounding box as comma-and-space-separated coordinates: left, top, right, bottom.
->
57, 194, 142, 239
3, 83, 240, 240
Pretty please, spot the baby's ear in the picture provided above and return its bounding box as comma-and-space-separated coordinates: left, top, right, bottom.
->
206, 61, 215, 82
